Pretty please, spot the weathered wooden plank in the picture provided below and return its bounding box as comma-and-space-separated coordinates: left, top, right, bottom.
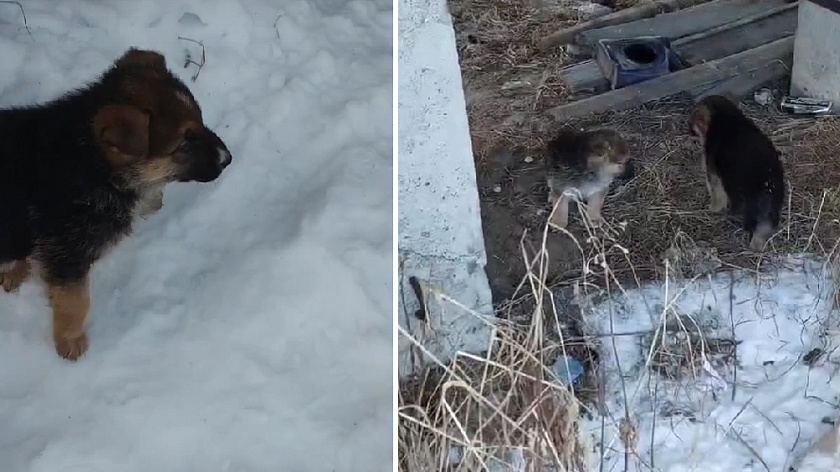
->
579, 0, 794, 45
690, 67, 785, 101
677, 5, 797, 63
538, 0, 711, 51
546, 37, 794, 121
560, 5, 797, 96
559, 61, 608, 96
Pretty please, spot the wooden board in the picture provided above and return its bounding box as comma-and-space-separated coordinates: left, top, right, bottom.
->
579, 0, 794, 45
561, 5, 797, 96
545, 37, 794, 121
538, 0, 712, 51
677, 7, 797, 64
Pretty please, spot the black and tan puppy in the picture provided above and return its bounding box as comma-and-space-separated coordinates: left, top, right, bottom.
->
0, 48, 232, 360
688, 95, 785, 251
545, 128, 631, 229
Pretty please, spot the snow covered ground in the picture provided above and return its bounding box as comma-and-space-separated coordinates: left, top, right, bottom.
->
0, 1, 393, 471
582, 256, 840, 472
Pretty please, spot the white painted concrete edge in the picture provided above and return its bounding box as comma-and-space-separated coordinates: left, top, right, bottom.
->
397, 0, 495, 378
790, 0, 840, 113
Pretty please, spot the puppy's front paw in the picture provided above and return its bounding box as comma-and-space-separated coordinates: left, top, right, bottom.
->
54, 332, 89, 361
709, 200, 727, 214
0, 261, 29, 293
1, 272, 24, 293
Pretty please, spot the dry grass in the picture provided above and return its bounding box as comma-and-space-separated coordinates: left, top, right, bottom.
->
451, 0, 654, 160
560, 95, 840, 282
451, 0, 840, 300
398, 98, 840, 470
398, 201, 741, 471
397, 219, 598, 472
449, 0, 579, 162
398, 191, 840, 471
476, 92, 840, 301
398, 323, 592, 471
400, 1, 840, 470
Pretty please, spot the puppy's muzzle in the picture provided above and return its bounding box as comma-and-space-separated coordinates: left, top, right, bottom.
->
617, 159, 635, 182
217, 147, 232, 169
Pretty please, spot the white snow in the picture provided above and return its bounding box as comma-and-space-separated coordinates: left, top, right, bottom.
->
582, 256, 840, 472
0, 1, 393, 471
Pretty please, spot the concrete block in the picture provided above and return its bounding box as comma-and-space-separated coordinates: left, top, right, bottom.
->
790, 0, 840, 112
397, 0, 495, 378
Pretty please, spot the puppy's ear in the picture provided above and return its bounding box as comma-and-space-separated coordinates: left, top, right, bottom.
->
688, 105, 709, 138
115, 48, 167, 70
93, 105, 150, 162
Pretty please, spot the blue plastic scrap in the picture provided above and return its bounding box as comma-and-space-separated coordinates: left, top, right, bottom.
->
551, 355, 584, 386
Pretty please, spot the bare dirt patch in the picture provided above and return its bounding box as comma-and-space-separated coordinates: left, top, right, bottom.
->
450, 0, 840, 305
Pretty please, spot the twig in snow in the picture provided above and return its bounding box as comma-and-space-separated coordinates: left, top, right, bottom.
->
729, 271, 737, 402
725, 397, 752, 430
750, 404, 782, 436
273, 13, 283, 40
605, 277, 633, 472
804, 190, 829, 253
785, 415, 803, 471
726, 426, 771, 472
177, 36, 205, 82
0, 1, 31, 36
649, 376, 658, 470
598, 368, 607, 472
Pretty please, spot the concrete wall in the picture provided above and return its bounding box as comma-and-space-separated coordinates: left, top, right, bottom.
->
397, 0, 494, 378
790, 0, 840, 112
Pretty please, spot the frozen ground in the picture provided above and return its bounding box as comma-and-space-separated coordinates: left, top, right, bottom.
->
0, 1, 392, 471
582, 256, 840, 472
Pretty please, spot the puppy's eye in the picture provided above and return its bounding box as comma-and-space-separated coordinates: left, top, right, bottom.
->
184, 129, 199, 141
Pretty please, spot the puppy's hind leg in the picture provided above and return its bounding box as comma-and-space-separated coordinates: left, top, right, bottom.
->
547, 179, 560, 205
708, 172, 728, 214
749, 220, 775, 251
0, 259, 30, 293
548, 193, 570, 230
586, 189, 607, 228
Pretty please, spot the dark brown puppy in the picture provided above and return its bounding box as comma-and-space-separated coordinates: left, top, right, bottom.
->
0, 48, 232, 360
688, 95, 784, 251
545, 128, 631, 229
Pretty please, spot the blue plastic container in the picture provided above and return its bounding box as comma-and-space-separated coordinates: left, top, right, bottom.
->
595, 36, 675, 90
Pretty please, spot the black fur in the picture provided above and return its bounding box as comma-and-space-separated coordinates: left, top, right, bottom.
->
694, 95, 785, 244
0, 49, 231, 287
